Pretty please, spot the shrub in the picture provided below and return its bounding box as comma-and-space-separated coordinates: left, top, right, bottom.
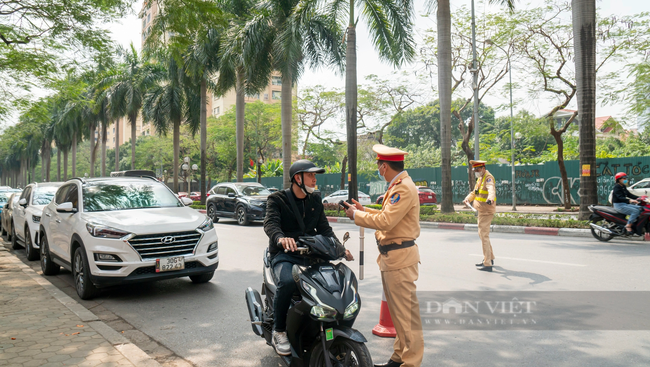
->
191, 204, 206, 210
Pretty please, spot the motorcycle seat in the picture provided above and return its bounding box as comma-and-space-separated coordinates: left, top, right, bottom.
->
593, 205, 627, 218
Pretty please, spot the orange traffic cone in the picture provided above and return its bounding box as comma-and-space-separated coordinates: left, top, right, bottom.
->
372, 290, 396, 337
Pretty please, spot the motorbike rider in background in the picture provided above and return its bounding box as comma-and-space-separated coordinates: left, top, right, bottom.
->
263, 159, 353, 356
612, 172, 641, 235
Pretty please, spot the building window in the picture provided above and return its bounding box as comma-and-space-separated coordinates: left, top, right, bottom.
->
264, 93, 269, 100
272, 91, 281, 100
213, 107, 220, 115
272, 76, 282, 86
113, 127, 115, 133
147, 14, 151, 23
113, 137, 115, 142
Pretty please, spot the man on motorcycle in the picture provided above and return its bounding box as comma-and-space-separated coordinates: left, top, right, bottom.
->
612, 172, 642, 234
263, 159, 353, 356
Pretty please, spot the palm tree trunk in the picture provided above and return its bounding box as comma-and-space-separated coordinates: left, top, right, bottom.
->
573, 0, 597, 218
236, 70, 245, 182
173, 119, 180, 193
200, 77, 208, 204
89, 123, 95, 177
57, 149, 61, 181
281, 72, 293, 189
72, 132, 77, 177
45, 148, 51, 182
438, 0, 454, 213
63, 150, 69, 181
130, 112, 137, 170
101, 122, 107, 176
115, 119, 120, 171
30, 160, 35, 183
345, 4, 358, 201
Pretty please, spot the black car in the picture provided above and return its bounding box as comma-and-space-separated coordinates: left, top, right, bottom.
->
206, 183, 270, 225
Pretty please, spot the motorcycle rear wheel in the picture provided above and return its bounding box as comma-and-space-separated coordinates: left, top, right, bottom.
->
590, 221, 614, 242
310, 338, 372, 367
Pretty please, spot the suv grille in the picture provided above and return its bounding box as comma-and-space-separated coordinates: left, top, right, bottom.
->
127, 231, 202, 260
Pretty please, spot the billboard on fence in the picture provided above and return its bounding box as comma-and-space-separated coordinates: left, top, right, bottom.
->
251, 156, 650, 205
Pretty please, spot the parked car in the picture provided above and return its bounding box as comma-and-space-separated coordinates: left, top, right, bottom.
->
12, 182, 63, 260
376, 186, 438, 205
39, 177, 219, 300
608, 178, 650, 203
205, 182, 270, 225
189, 192, 206, 201
322, 190, 371, 205
417, 186, 437, 205
177, 192, 189, 198
1, 191, 21, 239
267, 187, 279, 193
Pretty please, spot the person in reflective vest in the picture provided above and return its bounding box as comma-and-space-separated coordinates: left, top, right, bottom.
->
463, 160, 497, 272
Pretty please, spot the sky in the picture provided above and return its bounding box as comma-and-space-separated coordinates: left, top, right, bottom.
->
101, 0, 650, 126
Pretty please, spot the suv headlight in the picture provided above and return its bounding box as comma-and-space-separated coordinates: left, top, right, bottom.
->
32, 215, 41, 223
86, 223, 131, 239
197, 217, 214, 232
250, 200, 265, 207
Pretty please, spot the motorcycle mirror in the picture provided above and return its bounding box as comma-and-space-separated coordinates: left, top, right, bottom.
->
342, 232, 350, 244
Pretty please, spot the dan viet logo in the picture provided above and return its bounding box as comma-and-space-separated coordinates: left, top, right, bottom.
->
422, 297, 538, 327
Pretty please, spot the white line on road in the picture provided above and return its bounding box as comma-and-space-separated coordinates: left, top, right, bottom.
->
470, 254, 587, 267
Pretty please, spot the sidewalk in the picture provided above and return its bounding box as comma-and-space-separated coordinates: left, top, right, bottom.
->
453, 204, 579, 215
0, 247, 161, 367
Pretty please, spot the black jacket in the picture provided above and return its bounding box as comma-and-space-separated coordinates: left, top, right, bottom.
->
612, 183, 638, 204
264, 188, 336, 256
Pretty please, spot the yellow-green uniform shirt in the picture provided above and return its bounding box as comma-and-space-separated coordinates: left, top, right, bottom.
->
464, 170, 497, 213
354, 171, 421, 271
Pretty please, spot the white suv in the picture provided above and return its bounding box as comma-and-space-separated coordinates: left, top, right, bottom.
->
12, 182, 63, 260
39, 177, 219, 299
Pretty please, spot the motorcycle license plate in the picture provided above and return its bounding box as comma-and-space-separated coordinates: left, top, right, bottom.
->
156, 256, 185, 273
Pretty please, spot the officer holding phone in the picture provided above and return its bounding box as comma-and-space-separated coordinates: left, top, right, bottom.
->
343, 144, 424, 367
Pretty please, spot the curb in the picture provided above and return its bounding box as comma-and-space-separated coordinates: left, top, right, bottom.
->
325, 216, 599, 239
2, 250, 162, 367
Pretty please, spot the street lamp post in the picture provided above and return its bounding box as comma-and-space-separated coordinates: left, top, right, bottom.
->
488, 40, 517, 211
471, 0, 480, 160
257, 157, 263, 184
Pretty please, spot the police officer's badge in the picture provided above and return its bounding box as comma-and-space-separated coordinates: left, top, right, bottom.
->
390, 193, 400, 204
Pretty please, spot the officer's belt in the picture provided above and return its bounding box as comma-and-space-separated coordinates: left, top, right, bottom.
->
377, 240, 415, 255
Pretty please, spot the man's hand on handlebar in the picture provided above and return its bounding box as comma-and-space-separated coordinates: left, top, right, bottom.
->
631, 199, 640, 204
279, 237, 297, 252
344, 249, 354, 261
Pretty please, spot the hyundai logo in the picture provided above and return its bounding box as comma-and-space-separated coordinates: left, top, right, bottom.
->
161, 236, 176, 244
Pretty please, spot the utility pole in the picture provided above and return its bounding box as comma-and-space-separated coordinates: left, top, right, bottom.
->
471, 0, 480, 160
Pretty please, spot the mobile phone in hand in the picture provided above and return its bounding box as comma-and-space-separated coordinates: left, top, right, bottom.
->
339, 200, 350, 210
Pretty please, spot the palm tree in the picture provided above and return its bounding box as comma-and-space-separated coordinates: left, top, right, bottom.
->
102, 45, 164, 170
185, 29, 222, 204
573, 0, 597, 220
246, 0, 344, 188
143, 51, 199, 192
217, 0, 274, 183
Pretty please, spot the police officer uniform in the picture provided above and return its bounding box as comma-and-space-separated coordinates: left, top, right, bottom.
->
353, 145, 424, 367
464, 160, 496, 271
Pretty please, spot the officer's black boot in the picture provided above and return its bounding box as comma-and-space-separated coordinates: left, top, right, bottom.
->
374, 360, 402, 367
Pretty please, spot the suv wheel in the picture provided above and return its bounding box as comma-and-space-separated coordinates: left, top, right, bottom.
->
73, 247, 99, 300
10, 223, 19, 249
236, 206, 249, 226
25, 227, 39, 261
190, 271, 214, 283
207, 203, 219, 222
40, 234, 60, 275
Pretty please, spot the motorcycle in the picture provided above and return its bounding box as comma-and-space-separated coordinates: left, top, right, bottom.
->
588, 196, 650, 241
245, 232, 373, 367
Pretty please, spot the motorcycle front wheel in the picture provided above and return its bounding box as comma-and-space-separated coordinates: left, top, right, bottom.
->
590, 220, 614, 242
310, 338, 373, 367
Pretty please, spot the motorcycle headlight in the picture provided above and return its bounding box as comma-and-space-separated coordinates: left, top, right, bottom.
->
86, 223, 131, 239
197, 217, 214, 232
343, 284, 360, 319
310, 304, 338, 320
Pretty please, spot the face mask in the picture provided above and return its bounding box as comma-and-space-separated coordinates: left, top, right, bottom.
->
377, 165, 386, 181
475, 171, 484, 178
623, 179, 628, 185
296, 175, 316, 194
304, 185, 315, 194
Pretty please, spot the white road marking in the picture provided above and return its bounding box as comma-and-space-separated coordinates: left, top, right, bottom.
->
470, 254, 587, 267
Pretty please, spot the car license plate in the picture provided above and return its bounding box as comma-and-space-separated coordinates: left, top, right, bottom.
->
156, 256, 185, 273
428, 195, 432, 199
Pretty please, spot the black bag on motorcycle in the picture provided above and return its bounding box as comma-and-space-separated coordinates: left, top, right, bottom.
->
299, 235, 346, 261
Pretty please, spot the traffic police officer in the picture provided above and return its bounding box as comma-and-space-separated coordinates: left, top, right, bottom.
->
463, 160, 497, 272
344, 144, 424, 367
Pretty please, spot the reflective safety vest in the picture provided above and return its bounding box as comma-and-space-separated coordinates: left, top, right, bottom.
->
474, 173, 496, 203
